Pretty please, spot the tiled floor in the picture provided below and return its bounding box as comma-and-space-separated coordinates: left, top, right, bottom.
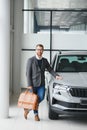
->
0, 95, 87, 130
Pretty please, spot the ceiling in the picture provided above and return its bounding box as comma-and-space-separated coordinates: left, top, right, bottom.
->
31, 0, 87, 30
35, 11, 87, 29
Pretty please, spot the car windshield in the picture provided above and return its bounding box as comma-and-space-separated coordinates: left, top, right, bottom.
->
56, 55, 87, 72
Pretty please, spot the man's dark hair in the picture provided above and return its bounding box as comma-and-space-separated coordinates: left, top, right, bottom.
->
36, 44, 44, 50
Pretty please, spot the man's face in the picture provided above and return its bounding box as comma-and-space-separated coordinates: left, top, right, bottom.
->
35, 46, 44, 57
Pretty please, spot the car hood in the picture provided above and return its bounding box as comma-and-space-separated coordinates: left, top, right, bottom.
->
55, 72, 87, 87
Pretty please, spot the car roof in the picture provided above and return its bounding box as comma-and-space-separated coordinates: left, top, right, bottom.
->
56, 50, 87, 56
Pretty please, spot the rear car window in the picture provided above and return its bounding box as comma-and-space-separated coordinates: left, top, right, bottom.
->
56, 55, 87, 72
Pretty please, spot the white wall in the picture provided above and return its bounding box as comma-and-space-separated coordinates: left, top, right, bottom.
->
13, 0, 23, 94
22, 33, 50, 49
52, 33, 87, 50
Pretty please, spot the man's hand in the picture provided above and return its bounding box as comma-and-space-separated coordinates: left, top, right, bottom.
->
27, 86, 33, 90
56, 75, 63, 80
25, 86, 33, 93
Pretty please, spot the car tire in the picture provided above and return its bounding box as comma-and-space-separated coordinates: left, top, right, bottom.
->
48, 103, 59, 120
46, 86, 49, 101
46, 94, 48, 101
48, 95, 59, 120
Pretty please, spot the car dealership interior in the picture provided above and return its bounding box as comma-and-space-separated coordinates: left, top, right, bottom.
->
0, 0, 87, 130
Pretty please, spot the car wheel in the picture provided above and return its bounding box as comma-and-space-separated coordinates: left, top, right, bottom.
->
46, 86, 49, 101
48, 96, 59, 120
48, 103, 59, 120
46, 94, 48, 101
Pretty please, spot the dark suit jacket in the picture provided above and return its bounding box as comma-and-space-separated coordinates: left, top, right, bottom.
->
26, 56, 57, 87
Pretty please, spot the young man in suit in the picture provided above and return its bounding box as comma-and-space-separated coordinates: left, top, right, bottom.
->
24, 44, 62, 121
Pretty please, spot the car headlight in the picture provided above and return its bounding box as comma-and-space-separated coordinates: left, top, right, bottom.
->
53, 83, 70, 94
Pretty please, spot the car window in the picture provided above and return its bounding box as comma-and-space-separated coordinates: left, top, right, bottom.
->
56, 55, 87, 72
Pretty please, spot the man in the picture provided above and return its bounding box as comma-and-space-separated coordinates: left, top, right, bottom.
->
24, 44, 62, 121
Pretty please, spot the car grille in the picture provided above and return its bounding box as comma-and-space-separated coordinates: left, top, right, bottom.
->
69, 88, 87, 97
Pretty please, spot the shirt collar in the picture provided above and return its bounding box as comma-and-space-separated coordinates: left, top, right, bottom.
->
36, 55, 42, 60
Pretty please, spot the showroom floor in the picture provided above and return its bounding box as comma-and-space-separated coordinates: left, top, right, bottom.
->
0, 95, 87, 130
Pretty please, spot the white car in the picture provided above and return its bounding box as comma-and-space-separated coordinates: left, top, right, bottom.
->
46, 51, 87, 119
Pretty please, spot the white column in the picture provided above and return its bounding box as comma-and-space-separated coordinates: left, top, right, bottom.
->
0, 0, 10, 118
